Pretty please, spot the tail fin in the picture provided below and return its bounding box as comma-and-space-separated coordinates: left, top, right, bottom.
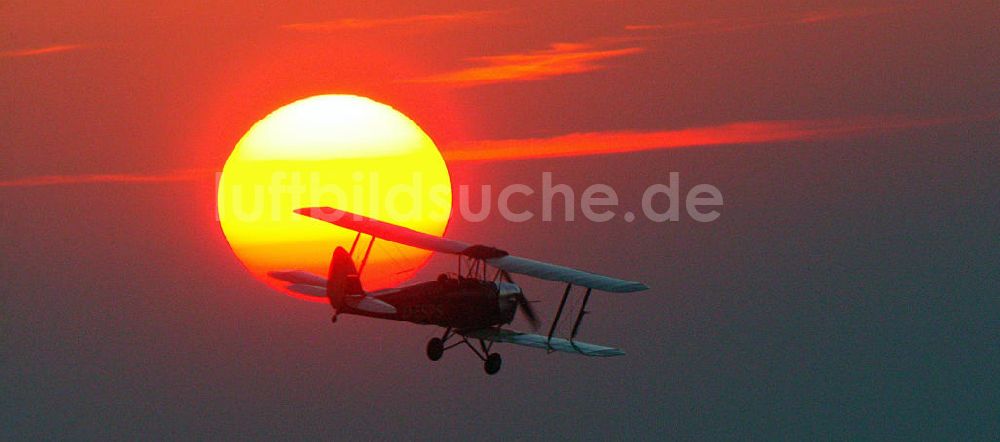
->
327, 246, 365, 309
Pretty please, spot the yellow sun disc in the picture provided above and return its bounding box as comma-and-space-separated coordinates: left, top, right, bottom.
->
217, 95, 452, 301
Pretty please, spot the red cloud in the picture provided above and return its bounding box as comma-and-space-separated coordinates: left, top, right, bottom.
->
0, 44, 87, 58
281, 11, 496, 32
2, 114, 982, 187
0, 169, 209, 188
442, 116, 962, 162
408, 40, 644, 86
624, 5, 910, 35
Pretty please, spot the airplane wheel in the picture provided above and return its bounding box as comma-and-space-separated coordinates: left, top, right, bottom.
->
426, 338, 444, 361
484, 353, 502, 375
330, 315, 337, 324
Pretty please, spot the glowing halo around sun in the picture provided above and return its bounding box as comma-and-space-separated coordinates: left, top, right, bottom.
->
217, 95, 453, 301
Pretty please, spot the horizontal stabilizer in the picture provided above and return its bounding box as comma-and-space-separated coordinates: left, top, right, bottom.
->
268, 270, 328, 288
461, 328, 625, 357
286, 283, 327, 298
280, 283, 396, 314
350, 296, 397, 315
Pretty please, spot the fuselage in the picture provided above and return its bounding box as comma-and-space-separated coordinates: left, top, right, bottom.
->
339, 276, 520, 330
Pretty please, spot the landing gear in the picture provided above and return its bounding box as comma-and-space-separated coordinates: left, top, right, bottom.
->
330, 314, 338, 324
484, 353, 502, 375
426, 327, 504, 375
426, 338, 444, 361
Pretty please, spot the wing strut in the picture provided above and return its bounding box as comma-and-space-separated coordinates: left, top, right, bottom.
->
357, 235, 376, 276
546, 283, 573, 351
545, 285, 597, 354
570, 287, 593, 341
348, 232, 362, 255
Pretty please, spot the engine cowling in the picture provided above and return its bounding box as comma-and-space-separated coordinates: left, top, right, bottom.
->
495, 281, 522, 324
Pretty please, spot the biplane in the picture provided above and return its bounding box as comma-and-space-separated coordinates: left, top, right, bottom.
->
268, 207, 648, 375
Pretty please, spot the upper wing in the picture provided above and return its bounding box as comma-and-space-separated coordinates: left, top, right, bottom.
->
486, 255, 647, 293
293, 207, 471, 254
294, 206, 647, 293
461, 328, 625, 357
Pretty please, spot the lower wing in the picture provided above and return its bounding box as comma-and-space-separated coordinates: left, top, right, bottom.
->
461, 328, 624, 357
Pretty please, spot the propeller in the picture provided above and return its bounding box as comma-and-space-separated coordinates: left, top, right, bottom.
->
501, 270, 540, 330
514, 292, 540, 330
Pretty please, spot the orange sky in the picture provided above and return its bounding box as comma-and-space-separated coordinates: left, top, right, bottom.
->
1, 1, 997, 183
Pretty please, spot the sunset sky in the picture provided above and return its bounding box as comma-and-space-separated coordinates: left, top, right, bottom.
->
2, 1, 997, 439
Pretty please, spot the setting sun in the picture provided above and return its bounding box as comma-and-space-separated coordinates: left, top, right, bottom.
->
217, 95, 452, 300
